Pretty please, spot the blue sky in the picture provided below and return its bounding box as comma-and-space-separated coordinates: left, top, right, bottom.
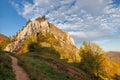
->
0, 0, 120, 51
0, 0, 26, 37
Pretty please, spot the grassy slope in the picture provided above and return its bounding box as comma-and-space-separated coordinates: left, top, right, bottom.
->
18, 55, 78, 80
15, 50, 120, 80
13, 47, 90, 80
0, 50, 15, 80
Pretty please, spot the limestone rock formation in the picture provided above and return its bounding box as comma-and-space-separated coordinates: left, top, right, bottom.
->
5, 16, 80, 62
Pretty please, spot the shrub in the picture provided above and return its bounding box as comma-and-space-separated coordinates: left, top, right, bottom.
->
28, 42, 40, 52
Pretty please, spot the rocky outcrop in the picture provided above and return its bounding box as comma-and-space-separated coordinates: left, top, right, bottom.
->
5, 16, 80, 62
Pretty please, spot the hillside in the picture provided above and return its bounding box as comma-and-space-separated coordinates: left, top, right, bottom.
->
3, 16, 120, 80
107, 51, 120, 64
0, 34, 8, 43
5, 16, 80, 62
14, 50, 90, 80
0, 34, 10, 50
0, 49, 91, 80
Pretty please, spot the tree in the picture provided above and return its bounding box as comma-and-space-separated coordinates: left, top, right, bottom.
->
23, 33, 38, 52
35, 16, 46, 22
28, 42, 40, 52
79, 41, 110, 79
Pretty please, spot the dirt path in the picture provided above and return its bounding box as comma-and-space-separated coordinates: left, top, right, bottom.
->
7, 54, 29, 80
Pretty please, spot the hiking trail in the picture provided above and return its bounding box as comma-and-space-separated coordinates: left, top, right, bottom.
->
7, 54, 29, 80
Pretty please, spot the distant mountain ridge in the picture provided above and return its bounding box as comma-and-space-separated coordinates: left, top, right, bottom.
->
107, 51, 120, 64
0, 34, 8, 43
5, 16, 80, 62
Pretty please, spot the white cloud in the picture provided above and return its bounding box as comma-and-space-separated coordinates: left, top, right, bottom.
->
10, 0, 120, 45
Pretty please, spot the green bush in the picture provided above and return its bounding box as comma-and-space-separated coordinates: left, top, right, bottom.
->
28, 42, 40, 52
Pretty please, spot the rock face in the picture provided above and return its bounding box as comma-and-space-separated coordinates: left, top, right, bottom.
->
5, 16, 80, 62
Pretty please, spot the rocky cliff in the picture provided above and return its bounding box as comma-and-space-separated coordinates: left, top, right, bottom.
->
5, 16, 80, 62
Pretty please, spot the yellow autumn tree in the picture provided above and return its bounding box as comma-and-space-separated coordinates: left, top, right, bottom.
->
79, 41, 112, 79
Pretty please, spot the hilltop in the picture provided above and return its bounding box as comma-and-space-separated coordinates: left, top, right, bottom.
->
5, 16, 80, 62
